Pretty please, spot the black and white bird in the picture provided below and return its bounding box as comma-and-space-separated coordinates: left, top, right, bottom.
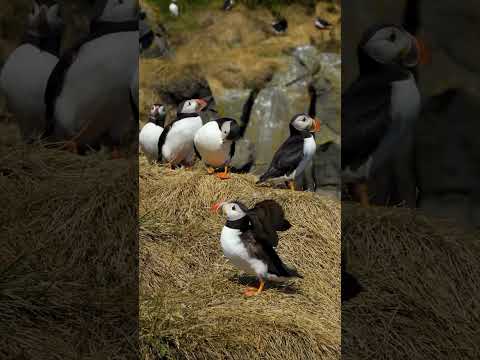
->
222, 0, 235, 11
43, 0, 141, 156
272, 17, 288, 34
342, 24, 429, 206
0, 1, 63, 142
169, 0, 179, 17
212, 199, 301, 297
194, 118, 241, 179
193, 88, 258, 179
314, 17, 331, 30
157, 98, 207, 167
139, 104, 166, 163
257, 114, 321, 191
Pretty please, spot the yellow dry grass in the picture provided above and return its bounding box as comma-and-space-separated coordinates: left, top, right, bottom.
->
139, 157, 341, 359
342, 204, 480, 359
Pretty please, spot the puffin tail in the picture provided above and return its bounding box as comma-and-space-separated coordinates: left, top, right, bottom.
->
287, 266, 303, 279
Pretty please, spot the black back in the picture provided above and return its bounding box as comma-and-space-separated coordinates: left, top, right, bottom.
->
341, 66, 409, 171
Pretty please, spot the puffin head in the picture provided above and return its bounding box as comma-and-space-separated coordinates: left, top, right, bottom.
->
150, 104, 166, 125
289, 114, 321, 134
358, 24, 430, 73
211, 200, 248, 221
177, 99, 208, 115
218, 118, 242, 141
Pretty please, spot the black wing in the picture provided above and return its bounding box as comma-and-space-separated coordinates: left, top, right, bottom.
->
229, 141, 235, 160
259, 135, 304, 182
157, 124, 171, 162
194, 142, 202, 160
241, 230, 301, 278
342, 68, 409, 170
248, 200, 291, 248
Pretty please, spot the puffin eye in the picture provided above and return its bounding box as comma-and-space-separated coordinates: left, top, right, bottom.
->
389, 32, 396, 42
232, 205, 236, 211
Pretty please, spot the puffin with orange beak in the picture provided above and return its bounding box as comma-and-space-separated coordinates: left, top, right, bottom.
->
211, 199, 301, 297
157, 98, 208, 168
257, 114, 321, 190
342, 24, 431, 206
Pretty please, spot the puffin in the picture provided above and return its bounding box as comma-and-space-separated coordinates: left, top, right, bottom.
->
342, 24, 430, 206
211, 199, 301, 297
272, 17, 288, 34
139, 104, 166, 163
193, 118, 241, 179
193, 88, 258, 179
0, 1, 63, 143
314, 17, 331, 30
157, 98, 207, 167
257, 114, 321, 191
169, 0, 179, 17
222, 0, 235, 11
43, 0, 141, 156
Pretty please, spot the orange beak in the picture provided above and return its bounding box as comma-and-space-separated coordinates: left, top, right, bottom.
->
415, 36, 431, 65
196, 99, 208, 111
310, 118, 321, 133
210, 201, 225, 213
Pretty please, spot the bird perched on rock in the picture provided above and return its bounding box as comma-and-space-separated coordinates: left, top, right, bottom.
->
169, 0, 179, 17
212, 199, 301, 297
342, 24, 430, 206
257, 114, 321, 191
222, 0, 235, 11
272, 17, 288, 34
314, 17, 331, 30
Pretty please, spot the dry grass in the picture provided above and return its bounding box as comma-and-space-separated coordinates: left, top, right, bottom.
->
0, 136, 138, 359
139, 157, 341, 359
342, 204, 480, 359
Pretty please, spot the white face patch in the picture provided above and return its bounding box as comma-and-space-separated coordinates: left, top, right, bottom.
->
363, 26, 413, 65
220, 121, 231, 139
181, 100, 199, 114
292, 115, 313, 132
222, 203, 247, 221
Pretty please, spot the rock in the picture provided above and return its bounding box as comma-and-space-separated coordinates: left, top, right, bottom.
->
416, 88, 480, 228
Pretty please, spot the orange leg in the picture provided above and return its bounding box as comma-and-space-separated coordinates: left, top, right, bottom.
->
62, 140, 78, 154
216, 166, 230, 180
111, 147, 122, 159
207, 167, 215, 175
354, 183, 370, 207
288, 181, 296, 191
243, 279, 265, 297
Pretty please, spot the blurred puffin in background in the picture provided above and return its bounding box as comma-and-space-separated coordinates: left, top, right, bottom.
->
342, 24, 430, 206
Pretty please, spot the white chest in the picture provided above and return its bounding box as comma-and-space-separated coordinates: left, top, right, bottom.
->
194, 122, 231, 166
162, 116, 203, 162
303, 136, 317, 159
139, 122, 164, 162
390, 74, 420, 123
220, 227, 254, 274
169, 3, 179, 16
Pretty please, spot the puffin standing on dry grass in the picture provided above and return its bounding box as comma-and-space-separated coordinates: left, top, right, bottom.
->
212, 199, 301, 297
139, 104, 166, 163
256, 114, 321, 190
342, 24, 430, 206
157, 98, 207, 168
193, 88, 258, 179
